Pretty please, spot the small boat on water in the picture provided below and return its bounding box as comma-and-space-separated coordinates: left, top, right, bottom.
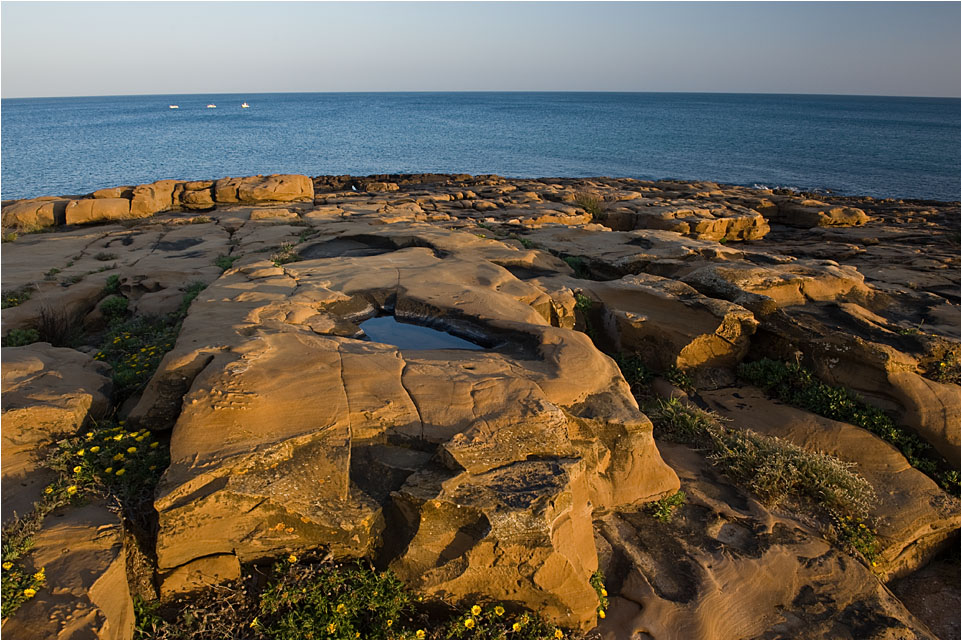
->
241, 102, 250, 108
207, 104, 216, 108
169, 105, 179, 109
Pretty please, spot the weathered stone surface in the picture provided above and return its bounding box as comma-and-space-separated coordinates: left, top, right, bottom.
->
159, 554, 242, 598
1, 344, 112, 523
1, 198, 69, 231
768, 197, 869, 228
701, 387, 960, 579
234, 174, 314, 203
130, 179, 179, 217
886, 371, 961, 466
0, 501, 134, 640
249, 207, 298, 221
596, 201, 770, 241
64, 197, 132, 224
595, 443, 933, 640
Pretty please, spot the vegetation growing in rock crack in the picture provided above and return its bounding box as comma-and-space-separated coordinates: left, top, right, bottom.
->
562, 255, 591, 279
1, 327, 40, 347
647, 490, 687, 523
133, 552, 568, 640
214, 254, 239, 272
271, 242, 301, 266
738, 358, 959, 494
614, 353, 653, 395
2, 286, 33, 309
573, 191, 605, 217
94, 281, 205, 402
573, 293, 596, 340
649, 397, 880, 564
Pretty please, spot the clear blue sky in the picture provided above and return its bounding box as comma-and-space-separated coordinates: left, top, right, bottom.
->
2, 1, 959, 98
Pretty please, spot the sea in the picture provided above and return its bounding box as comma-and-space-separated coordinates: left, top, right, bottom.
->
1, 92, 959, 202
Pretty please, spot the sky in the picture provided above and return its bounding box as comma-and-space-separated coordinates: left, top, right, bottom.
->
1, 1, 959, 98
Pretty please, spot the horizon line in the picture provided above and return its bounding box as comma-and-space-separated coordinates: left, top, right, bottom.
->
3, 89, 960, 101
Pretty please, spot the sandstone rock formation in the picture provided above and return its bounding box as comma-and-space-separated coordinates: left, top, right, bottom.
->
1, 173, 958, 639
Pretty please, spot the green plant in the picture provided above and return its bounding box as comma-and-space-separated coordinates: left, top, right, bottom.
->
94, 252, 117, 262
47, 420, 169, 507
62, 274, 84, 286
104, 274, 121, 296
1, 557, 45, 617
2, 232, 18, 243
2, 328, 40, 347
259, 557, 412, 640
512, 236, 534, 249
648, 490, 686, 523
738, 359, 959, 494
589, 570, 609, 621
563, 256, 591, 279
614, 353, 653, 394
271, 243, 300, 266
573, 191, 604, 217
666, 366, 695, 393
213, 255, 238, 272
99, 295, 129, 322
649, 397, 880, 564
574, 293, 597, 340
2, 286, 32, 309
43, 268, 61, 281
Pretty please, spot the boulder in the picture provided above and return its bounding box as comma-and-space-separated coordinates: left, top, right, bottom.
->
234, 174, 314, 203
249, 208, 298, 221
1, 198, 69, 231
769, 197, 869, 228
129, 180, 179, 217
64, 198, 133, 225
0, 501, 134, 640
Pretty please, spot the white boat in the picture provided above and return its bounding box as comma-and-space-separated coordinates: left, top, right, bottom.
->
241, 102, 250, 108
207, 104, 216, 108
169, 105, 179, 109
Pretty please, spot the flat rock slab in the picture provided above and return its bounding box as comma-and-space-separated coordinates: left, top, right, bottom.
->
0, 501, 134, 640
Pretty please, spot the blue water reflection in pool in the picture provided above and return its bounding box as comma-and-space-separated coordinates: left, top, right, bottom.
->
359, 316, 484, 351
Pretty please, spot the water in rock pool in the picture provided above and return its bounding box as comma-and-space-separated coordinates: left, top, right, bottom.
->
359, 316, 484, 351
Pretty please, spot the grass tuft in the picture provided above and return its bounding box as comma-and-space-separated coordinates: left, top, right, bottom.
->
271, 243, 301, 266
738, 358, 958, 494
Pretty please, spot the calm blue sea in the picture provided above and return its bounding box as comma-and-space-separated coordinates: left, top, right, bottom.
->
1, 92, 959, 202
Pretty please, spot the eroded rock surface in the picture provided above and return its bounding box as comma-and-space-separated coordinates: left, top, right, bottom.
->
1, 173, 957, 637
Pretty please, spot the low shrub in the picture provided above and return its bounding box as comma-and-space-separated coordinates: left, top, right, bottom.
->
647, 490, 686, 523
99, 295, 129, 322
573, 191, 605, 217
94, 252, 117, 261
563, 256, 591, 279
104, 274, 121, 296
738, 358, 958, 494
134, 552, 568, 640
1, 286, 32, 309
649, 397, 879, 564
271, 243, 300, 266
614, 353, 653, 394
213, 254, 238, 272
2, 328, 40, 347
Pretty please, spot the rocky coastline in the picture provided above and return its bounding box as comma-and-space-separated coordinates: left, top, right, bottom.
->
1, 173, 959, 639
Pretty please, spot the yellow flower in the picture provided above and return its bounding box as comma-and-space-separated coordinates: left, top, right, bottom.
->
23, 588, 36, 598
554, 628, 563, 639
127, 446, 137, 454
336, 603, 347, 614
512, 623, 521, 632
66, 485, 78, 495
113, 453, 124, 461
2, 562, 13, 570
494, 605, 505, 616
150, 442, 159, 448
105, 467, 113, 474
249, 617, 260, 628
328, 623, 336, 634
598, 609, 606, 619
464, 618, 475, 629
135, 435, 146, 442
113, 434, 123, 441
288, 554, 297, 563
387, 619, 393, 627
149, 465, 157, 471
601, 588, 608, 597
77, 449, 85, 456
85, 432, 94, 438
90, 446, 101, 453
33, 568, 45, 582
416, 630, 426, 639
44, 486, 53, 495
471, 604, 482, 616
73, 466, 83, 474
116, 469, 126, 476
